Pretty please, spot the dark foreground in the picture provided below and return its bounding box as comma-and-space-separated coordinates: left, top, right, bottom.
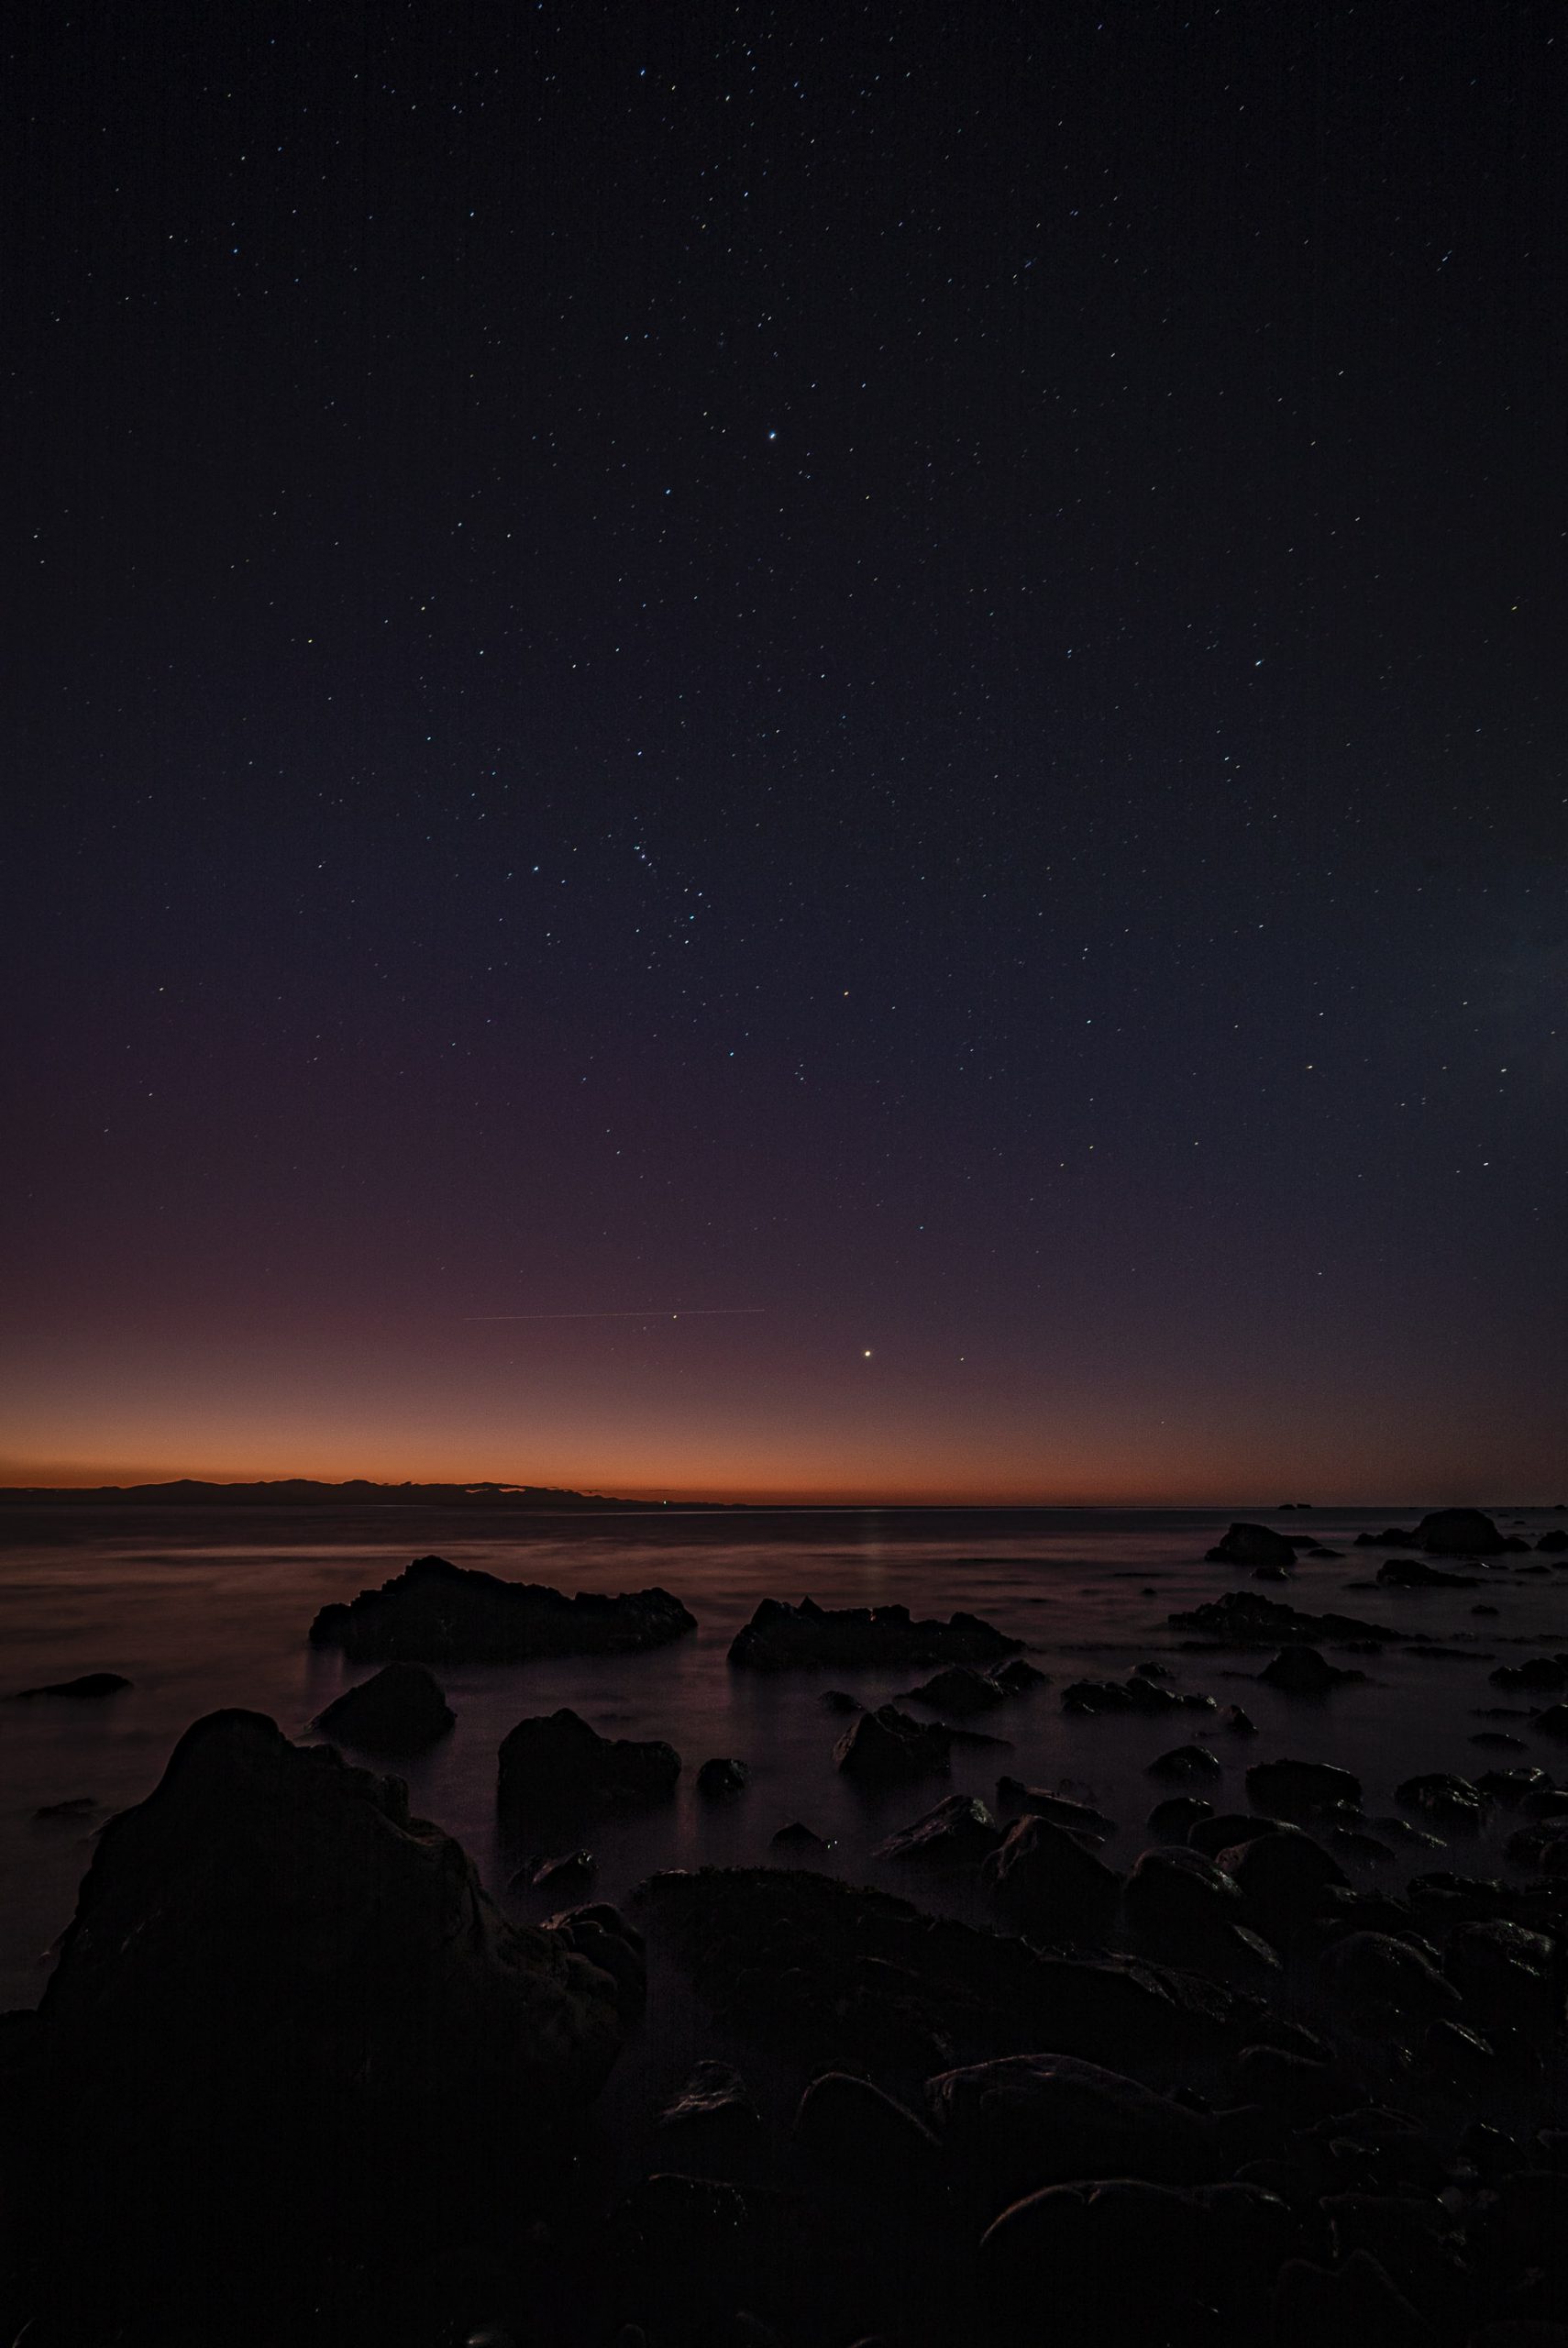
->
6, 1525, 1568, 2348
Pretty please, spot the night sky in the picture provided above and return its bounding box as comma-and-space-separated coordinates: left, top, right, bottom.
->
3, 3, 1563, 1501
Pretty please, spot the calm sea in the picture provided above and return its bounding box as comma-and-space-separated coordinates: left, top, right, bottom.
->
3, 1501, 1564, 2010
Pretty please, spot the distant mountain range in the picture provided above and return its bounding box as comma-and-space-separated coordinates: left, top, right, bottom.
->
0, 1479, 712, 1510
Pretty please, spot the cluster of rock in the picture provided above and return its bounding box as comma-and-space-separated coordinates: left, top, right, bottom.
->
727, 1594, 1024, 1671
308, 1551, 697, 1662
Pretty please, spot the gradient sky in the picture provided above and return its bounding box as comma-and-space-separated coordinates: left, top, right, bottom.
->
3, 3, 1563, 1502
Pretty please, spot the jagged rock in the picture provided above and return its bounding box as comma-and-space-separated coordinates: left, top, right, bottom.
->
1169, 1589, 1400, 1645
311, 1662, 455, 1753
1207, 1522, 1298, 1567
1148, 1744, 1221, 1780
1063, 1672, 1214, 1715
994, 1656, 1049, 1691
497, 1708, 680, 1823
1377, 1556, 1478, 1589
982, 1813, 1122, 1941
308, 1554, 696, 1664
531, 1848, 595, 1891
10, 1671, 131, 1700
657, 2059, 760, 2143
771, 1820, 833, 1851
635, 1866, 1265, 2070
695, 1756, 749, 1796
900, 1663, 1010, 1713
1225, 1703, 1260, 1733
1397, 1773, 1490, 1831
995, 1778, 1115, 1840
875, 1792, 1002, 1865
1260, 1645, 1366, 1694
1246, 1756, 1363, 1818
834, 1704, 957, 1781
819, 1688, 861, 1713
727, 1596, 1021, 1672
19, 1711, 632, 2328
928, 2053, 1219, 2208
1416, 1508, 1507, 1556
1474, 1765, 1551, 1801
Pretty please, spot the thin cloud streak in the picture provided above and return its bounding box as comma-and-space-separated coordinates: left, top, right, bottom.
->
463, 1308, 770, 1323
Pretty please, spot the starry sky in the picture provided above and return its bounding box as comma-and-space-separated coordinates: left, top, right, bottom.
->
2, 2, 1563, 1503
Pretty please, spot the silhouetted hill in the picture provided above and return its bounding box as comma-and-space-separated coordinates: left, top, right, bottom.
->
0, 1479, 719, 1511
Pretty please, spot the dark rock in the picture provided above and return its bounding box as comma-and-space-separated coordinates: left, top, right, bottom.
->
10, 1671, 130, 1700
1474, 1733, 1531, 1751
606, 2173, 823, 2334
1189, 1811, 1280, 1857
900, 1663, 1010, 1713
993, 1656, 1049, 1691
1220, 1825, 1348, 1936
1207, 1522, 1298, 1567
1063, 1671, 1189, 1713
982, 1813, 1121, 1940
696, 1756, 749, 1796
1534, 1703, 1568, 1742
1331, 1827, 1397, 1864
834, 1704, 957, 1782
995, 1778, 1115, 1839
1124, 1846, 1249, 1962
31, 1795, 99, 1821
727, 1596, 1022, 1672
1147, 1743, 1221, 1780
770, 1820, 832, 1851
1271, 2249, 1431, 2347
792, 2072, 941, 2192
1247, 1755, 1363, 1818
1225, 1703, 1260, 1734
21, 1710, 631, 2324
657, 2059, 760, 2143
1397, 1773, 1490, 1831
1354, 1526, 1419, 1547
1474, 1764, 1551, 1800
927, 2052, 1220, 2206
1316, 1931, 1458, 2020
308, 1553, 695, 1663
311, 1662, 454, 1753
1417, 1508, 1507, 1556
635, 1866, 1265, 2071
1506, 1817, 1568, 1872
1492, 1656, 1568, 1692
1447, 1920, 1560, 2030
1260, 1645, 1365, 1693
531, 1847, 594, 1891
1148, 1795, 1214, 1839
497, 1708, 680, 1823
1377, 1556, 1479, 1589
1169, 1589, 1401, 1645
1540, 1531, 1568, 1554
875, 1792, 1002, 1865
819, 1688, 861, 1713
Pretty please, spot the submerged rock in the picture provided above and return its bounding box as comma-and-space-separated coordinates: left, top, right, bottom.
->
497, 1708, 680, 1822
1207, 1522, 1298, 1567
311, 1662, 455, 1753
900, 1663, 1012, 1712
309, 1554, 696, 1664
10, 1671, 131, 1700
1417, 1508, 1507, 1556
834, 1703, 960, 1782
1260, 1645, 1366, 1694
1246, 1755, 1363, 1817
1169, 1589, 1401, 1645
1063, 1672, 1215, 1715
695, 1756, 749, 1796
1147, 1743, 1221, 1780
728, 1595, 1022, 1671
1376, 1556, 1478, 1589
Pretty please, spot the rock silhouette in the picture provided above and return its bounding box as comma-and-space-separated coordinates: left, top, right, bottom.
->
309, 1552, 696, 1663
1206, 1522, 1297, 1567
728, 1594, 1023, 1670
497, 1707, 681, 1822
311, 1660, 455, 1751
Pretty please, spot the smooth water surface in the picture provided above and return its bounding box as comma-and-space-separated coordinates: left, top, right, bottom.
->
4, 1501, 1566, 2009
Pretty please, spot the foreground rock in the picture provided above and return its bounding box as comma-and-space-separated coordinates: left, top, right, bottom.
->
497, 1706, 681, 1822
308, 1552, 696, 1663
311, 1661, 455, 1752
728, 1595, 1023, 1671
983, 1814, 1122, 1940
12, 1711, 634, 2338
635, 1866, 1266, 2069
1170, 1589, 1402, 1645
928, 2052, 1220, 2209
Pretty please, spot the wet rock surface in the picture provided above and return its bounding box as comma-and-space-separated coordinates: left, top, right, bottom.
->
308, 1553, 696, 1663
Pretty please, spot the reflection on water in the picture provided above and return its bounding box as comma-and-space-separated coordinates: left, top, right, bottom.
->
4, 1501, 1566, 2007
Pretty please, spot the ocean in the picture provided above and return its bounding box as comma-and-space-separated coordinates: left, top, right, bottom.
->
3, 1500, 1564, 2011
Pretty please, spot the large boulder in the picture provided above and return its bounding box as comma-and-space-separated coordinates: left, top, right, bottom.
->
728, 1595, 1022, 1671
1246, 1755, 1363, 1818
497, 1707, 680, 1822
1220, 1825, 1348, 1938
308, 1553, 695, 1663
927, 2053, 1218, 2209
1416, 1509, 1507, 1556
834, 1703, 959, 1782
875, 1792, 1004, 1865
1207, 1522, 1297, 1567
17, 1711, 633, 2332
311, 1662, 455, 1753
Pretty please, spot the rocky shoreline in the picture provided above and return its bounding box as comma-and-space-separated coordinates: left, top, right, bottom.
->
6, 1521, 1568, 2346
